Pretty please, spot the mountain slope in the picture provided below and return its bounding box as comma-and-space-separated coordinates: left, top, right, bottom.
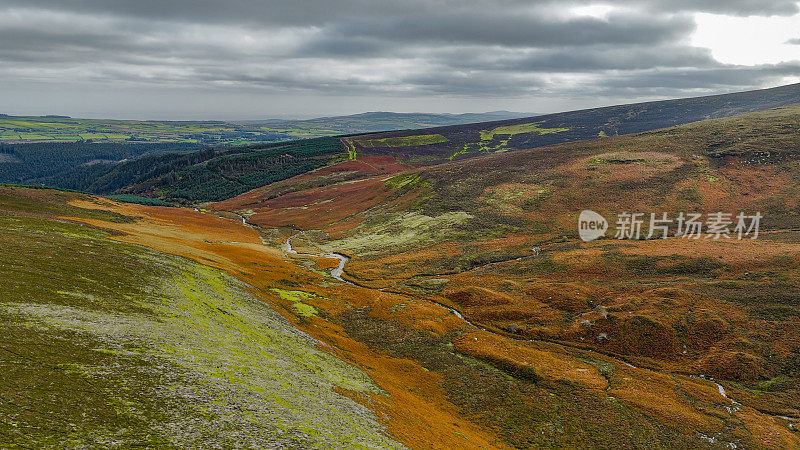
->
241, 110, 532, 134
10, 186, 796, 448
343, 82, 800, 165
0, 141, 203, 186
215, 104, 800, 438
2, 137, 347, 203
3, 84, 798, 206
3, 168, 799, 446
0, 187, 403, 447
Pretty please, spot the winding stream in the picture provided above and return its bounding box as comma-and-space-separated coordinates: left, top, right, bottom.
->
233, 214, 799, 422
691, 375, 734, 402
287, 227, 800, 422
285, 232, 351, 284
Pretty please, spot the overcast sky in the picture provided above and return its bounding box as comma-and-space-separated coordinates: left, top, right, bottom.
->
1, 1, 799, 120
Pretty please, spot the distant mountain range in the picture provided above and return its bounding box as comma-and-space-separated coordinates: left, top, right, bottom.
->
239, 111, 534, 132
1, 83, 798, 204
0, 111, 532, 145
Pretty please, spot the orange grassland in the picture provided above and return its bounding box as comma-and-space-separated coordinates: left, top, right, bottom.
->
64, 197, 800, 448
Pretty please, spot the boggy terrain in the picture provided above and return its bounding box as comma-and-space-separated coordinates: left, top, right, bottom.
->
2, 184, 798, 447
214, 104, 800, 447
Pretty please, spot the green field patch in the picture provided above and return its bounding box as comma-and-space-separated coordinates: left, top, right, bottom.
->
293, 302, 318, 318
271, 288, 319, 302
105, 194, 175, 207
384, 173, 426, 190
326, 211, 473, 256
448, 147, 470, 161
451, 122, 570, 161
356, 134, 448, 148
479, 122, 570, 141
0, 131, 21, 139
346, 140, 358, 160
17, 132, 54, 140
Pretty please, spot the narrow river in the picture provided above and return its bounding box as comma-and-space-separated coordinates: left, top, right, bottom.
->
285, 232, 350, 283
249, 217, 799, 422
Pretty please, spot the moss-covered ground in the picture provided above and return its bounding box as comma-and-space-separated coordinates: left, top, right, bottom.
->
356, 134, 449, 148
0, 189, 402, 448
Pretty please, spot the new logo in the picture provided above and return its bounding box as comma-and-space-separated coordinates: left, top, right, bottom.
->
578, 210, 608, 242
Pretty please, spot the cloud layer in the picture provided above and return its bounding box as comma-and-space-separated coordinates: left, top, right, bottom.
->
2, 1, 799, 118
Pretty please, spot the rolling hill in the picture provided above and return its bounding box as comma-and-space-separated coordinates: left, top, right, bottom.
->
342, 82, 800, 166
4, 174, 798, 447
0, 111, 530, 145
213, 103, 800, 447
5, 83, 797, 206
239, 110, 532, 135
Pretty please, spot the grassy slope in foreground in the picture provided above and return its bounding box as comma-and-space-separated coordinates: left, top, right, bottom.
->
0, 187, 401, 448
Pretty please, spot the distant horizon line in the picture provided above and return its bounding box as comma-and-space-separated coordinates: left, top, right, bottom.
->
3, 81, 797, 123
0, 110, 538, 123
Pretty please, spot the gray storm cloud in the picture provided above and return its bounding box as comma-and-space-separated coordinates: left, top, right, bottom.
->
1, 0, 799, 119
